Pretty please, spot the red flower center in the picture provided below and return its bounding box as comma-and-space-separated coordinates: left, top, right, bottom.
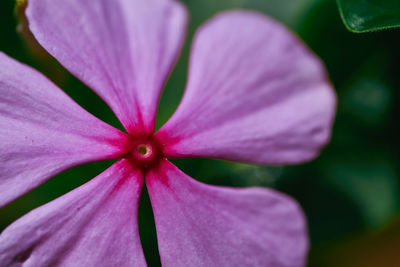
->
125, 134, 164, 170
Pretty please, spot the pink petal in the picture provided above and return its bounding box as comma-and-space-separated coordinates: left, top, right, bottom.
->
156, 11, 336, 165
0, 53, 128, 207
27, 0, 188, 133
0, 160, 146, 266
147, 160, 309, 267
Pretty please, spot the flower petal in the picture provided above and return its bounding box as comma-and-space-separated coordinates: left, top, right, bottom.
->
146, 160, 309, 267
0, 160, 146, 266
0, 53, 128, 207
27, 0, 188, 133
156, 11, 336, 165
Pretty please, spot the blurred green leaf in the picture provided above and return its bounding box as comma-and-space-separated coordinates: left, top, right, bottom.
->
340, 52, 393, 128
337, 0, 400, 32
242, 0, 315, 27
323, 154, 399, 228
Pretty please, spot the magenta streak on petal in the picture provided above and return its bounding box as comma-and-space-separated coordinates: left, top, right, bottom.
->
146, 160, 309, 267
0, 160, 146, 267
0, 52, 129, 207
155, 10, 336, 165
26, 0, 188, 134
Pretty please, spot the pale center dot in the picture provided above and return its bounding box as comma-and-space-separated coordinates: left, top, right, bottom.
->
137, 144, 151, 157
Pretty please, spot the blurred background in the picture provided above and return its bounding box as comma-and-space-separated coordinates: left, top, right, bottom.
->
1, 0, 400, 266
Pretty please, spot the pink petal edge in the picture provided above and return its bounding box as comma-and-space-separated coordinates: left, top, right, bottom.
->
26, 0, 188, 134
156, 10, 336, 165
0, 160, 146, 267
0, 52, 128, 207
147, 160, 309, 267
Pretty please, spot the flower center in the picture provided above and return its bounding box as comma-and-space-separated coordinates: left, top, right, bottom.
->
126, 134, 163, 169
137, 144, 151, 157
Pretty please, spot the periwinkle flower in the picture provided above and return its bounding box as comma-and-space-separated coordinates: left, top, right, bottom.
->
0, 0, 336, 266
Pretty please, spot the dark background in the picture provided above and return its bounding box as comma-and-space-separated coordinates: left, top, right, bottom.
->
1, 0, 400, 266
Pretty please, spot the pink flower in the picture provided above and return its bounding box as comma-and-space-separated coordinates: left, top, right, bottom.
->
0, 0, 336, 266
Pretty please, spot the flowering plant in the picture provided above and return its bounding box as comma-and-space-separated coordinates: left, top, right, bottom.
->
0, 0, 335, 266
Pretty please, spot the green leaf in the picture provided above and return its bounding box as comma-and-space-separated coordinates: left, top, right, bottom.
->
323, 154, 399, 228
337, 0, 400, 32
